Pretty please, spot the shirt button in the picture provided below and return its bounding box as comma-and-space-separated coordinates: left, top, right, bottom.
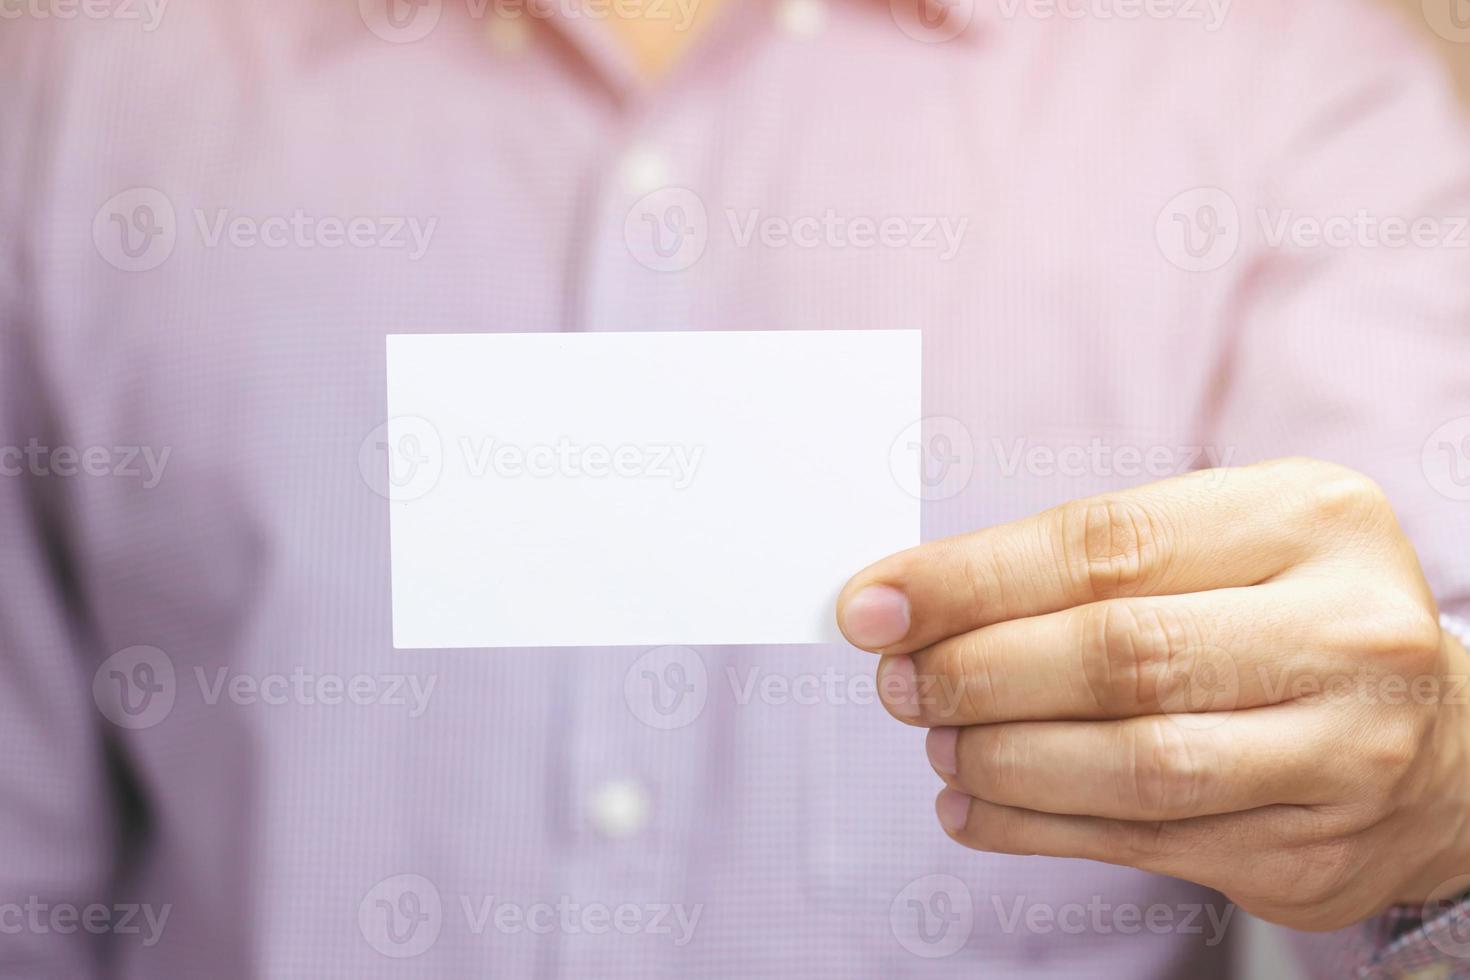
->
588, 779, 651, 839
776, 0, 827, 36
619, 145, 672, 197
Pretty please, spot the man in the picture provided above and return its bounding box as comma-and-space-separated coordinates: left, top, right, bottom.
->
2, 0, 1469, 976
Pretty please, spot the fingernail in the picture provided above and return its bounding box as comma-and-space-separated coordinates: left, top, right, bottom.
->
937, 788, 972, 834
841, 585, 910, 650
878, 654, 921, 718
926, 726, 958, 775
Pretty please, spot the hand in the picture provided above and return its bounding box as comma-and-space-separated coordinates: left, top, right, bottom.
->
837, 457, 1470, 931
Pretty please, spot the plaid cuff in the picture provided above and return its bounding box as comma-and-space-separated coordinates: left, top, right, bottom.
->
1356, 894, 1470, 980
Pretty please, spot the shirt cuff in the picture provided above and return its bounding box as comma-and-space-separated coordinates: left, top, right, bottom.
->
1357, 896, 1470, 979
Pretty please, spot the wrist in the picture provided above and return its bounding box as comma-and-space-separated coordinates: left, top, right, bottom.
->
1395, 619, 1470, 905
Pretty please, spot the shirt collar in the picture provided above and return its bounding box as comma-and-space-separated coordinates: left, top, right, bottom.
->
485, 0, 993, 99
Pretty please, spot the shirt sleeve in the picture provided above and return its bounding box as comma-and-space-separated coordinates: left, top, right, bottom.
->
1203, 0, 1470, 622
1201, 3, 1470, 979
0, 20, 124, 978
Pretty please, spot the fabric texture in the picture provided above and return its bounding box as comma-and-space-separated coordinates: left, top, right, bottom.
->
1, 0, 1469, 977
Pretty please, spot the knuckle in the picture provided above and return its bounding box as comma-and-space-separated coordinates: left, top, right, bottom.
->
1284, 804, 1364, 843
1343, 591, 1443, 670
974, 803, 1035, 856
922, 644, 985, 724
1296, 461, 1391, 525
1367, 709, 1431, 776
941, 537, 1006, 624
1383, 600, 1443, 661
1100, 816, 1174, 868
1356, 791, 1398, 826
1079, 602, 1195, 716
967, 727, 1025, 801
1059, 497, 1167, 602
1405, 607, 1446, 658
1124, 718, 1211, 819
1284, 839, 1360, 909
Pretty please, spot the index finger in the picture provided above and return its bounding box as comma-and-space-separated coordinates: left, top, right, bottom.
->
835, 459, 1342, 655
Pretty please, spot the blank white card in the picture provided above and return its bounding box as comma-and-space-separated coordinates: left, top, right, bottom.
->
385, 330, 921, 648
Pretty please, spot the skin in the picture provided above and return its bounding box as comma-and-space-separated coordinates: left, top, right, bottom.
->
836, 457, 1470, 931
602, 0, 731, 79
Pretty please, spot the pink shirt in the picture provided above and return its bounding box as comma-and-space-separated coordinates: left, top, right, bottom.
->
2, 0, 1469, 976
